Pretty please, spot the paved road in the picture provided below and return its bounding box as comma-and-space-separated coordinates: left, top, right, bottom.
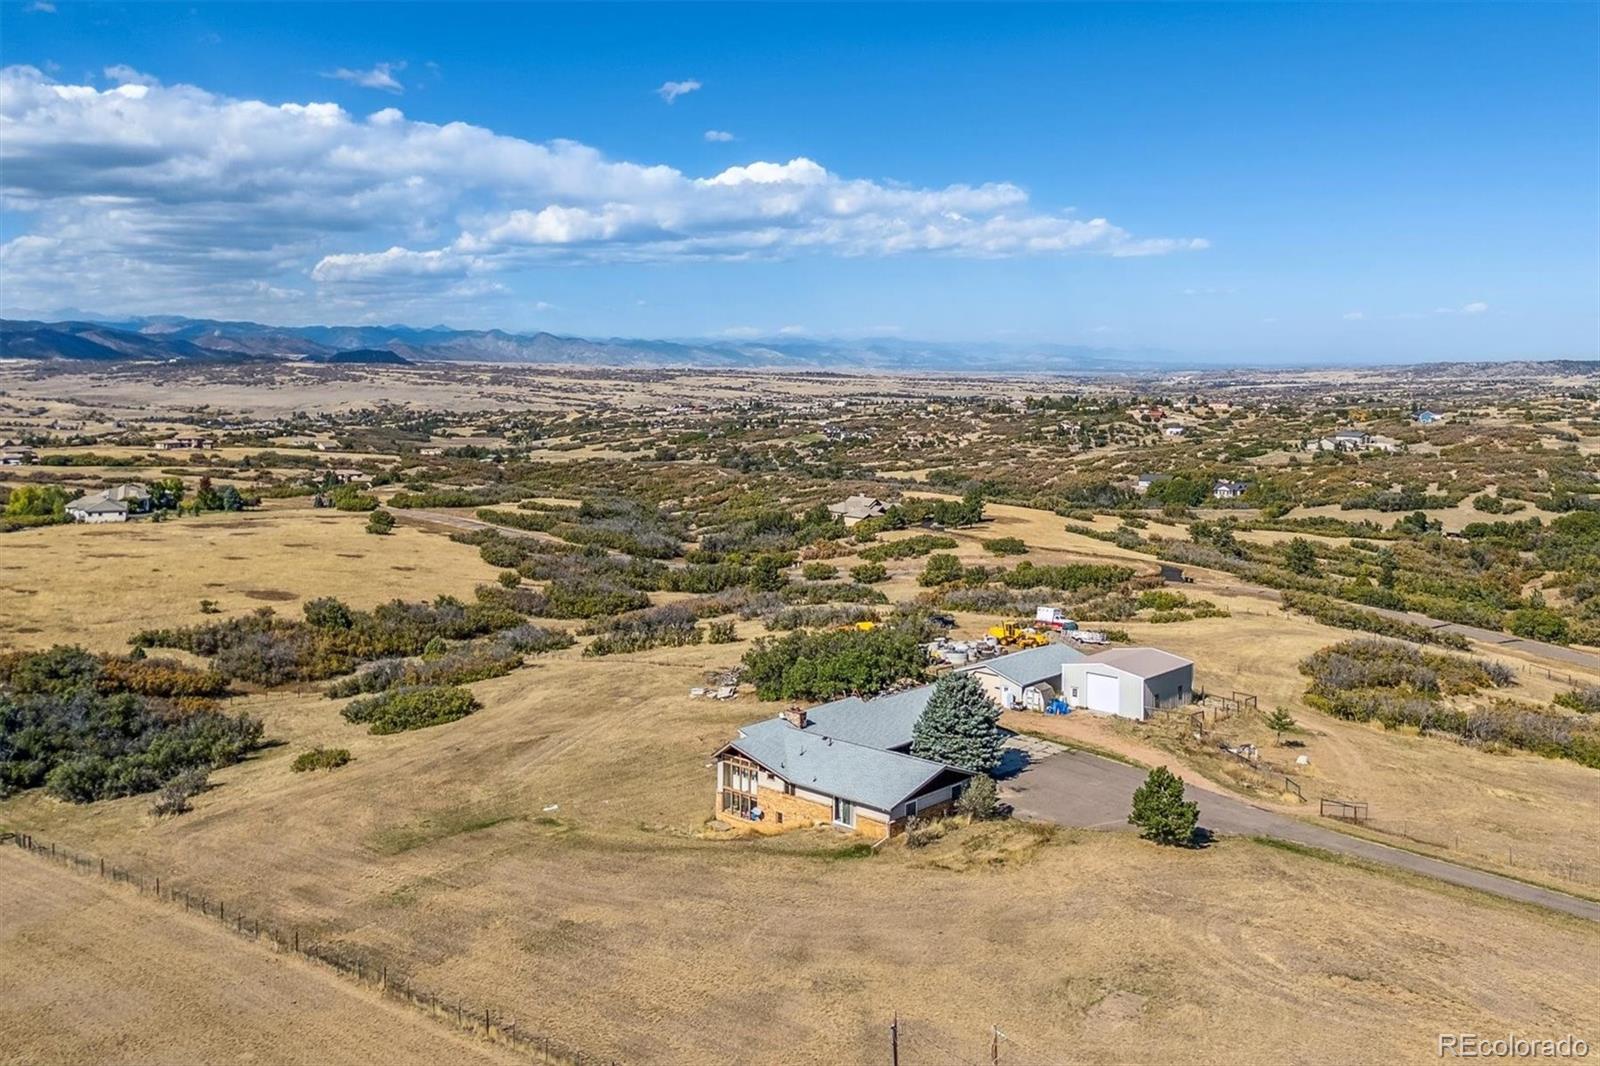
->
1219, 582, 1600, 673
1001, 746, 1600, 923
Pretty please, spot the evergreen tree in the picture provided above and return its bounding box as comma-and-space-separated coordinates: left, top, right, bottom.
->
1265, 706, 1296, 743
1128, 766, 1199, 846
910, 672, 1002, 772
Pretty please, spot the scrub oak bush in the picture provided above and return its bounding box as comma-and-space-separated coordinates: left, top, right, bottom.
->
0, 646, 262, 803
291, 747, 352, 772
341, 685, 480, 734
741, 624, 929, 701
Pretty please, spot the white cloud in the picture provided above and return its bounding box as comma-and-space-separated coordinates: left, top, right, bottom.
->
1343, 311, 1366, 321
1432, 301, 1489, 316
657, 79, 702, 103
323, 61, 406, 93
703, 129, 736, 142
0, 65, 1206, 319
103, 65, 160, 87
28, 1, 56, 12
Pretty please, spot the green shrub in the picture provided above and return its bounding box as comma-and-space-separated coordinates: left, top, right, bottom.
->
366, 509, 396, 535
955, 774, 1002, 820
1554, 685, 1600, 714
850, 561, 888, 584
982, 537, 1028, 556
341, 685, 480, 734
707, 620, 738, 644
740, 625, 929, 701
333, 489, 378, 512
918, 553, 965, 587
801, 562, 839, 581
291, 747, 353, 772
858, 534, 958, 562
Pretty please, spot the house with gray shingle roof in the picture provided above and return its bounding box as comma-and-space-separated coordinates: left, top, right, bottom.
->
826, 494, 889, 526
714, 695, 972, 840
65, 484, 152, 524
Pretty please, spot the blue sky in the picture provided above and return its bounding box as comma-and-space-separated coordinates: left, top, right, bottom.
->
2, 2, 1596, 362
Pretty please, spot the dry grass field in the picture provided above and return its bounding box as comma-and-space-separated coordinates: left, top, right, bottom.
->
0, 847, 524, 1066
0, 505, 503, 653
4, 636, 1598, 1064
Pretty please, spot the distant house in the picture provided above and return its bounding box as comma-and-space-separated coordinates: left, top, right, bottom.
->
418, 446, 444, 457
1307, 429, 1397, 454
1162, 423, 1188, 438
0, 447, 35, 466
154, 434, 214, 451
66, 485, 149, 524
827, 494, 889, 526
714, 688, 973, 839
957, 643, 1087, 711
1213, 479, 1249, 500
331, 467, 374, 485
1414, 410, 1443, 424
1061, 647, 1195, 721
1133, 472, 1169, 496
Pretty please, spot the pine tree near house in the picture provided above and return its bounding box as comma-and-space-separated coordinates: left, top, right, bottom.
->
1265, 706, 1296, 744
910, 672, 1003, 773
1128, 766, 1200, 846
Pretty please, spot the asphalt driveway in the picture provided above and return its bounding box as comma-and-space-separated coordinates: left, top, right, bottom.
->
1000, 744, 1600, 923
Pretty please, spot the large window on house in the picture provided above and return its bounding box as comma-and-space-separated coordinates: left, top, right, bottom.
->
833, 797, 856, 827
721, 757, 758, 796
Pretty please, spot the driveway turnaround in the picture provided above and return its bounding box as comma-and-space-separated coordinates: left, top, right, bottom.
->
1001, 746, 1600, 923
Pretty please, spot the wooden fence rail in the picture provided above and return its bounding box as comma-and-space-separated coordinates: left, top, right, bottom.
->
7, 832, 609, 1066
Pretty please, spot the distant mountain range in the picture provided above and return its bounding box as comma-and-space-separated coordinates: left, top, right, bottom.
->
3, 315, 1595, 375
0, 315, 1184, 372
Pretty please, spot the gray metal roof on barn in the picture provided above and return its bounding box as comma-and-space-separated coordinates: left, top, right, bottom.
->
725, 716, 966, 812
959, 644, 1087, 688
1084, 647, 1193, 679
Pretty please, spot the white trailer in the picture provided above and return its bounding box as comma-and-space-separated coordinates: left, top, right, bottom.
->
1034, 606, 1077, 631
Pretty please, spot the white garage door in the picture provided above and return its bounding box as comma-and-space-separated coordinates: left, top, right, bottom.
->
1085, 672, 1120, 714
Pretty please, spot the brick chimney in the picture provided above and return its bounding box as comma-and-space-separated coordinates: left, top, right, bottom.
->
780, 707, 808, 729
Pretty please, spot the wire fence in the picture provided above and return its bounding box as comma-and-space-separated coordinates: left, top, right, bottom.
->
4, 831, 611, 1066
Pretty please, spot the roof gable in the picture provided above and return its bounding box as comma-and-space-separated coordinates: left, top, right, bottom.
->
726, 718, 968, 811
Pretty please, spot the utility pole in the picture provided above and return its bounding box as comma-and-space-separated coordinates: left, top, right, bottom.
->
889, 1015, 899, 1066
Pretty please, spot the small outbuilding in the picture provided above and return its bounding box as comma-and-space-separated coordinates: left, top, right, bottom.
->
1060, 647, 1195, 721
958, 643, 1087, 711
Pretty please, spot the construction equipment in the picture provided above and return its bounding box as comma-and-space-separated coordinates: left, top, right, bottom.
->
986, 622, 1050, 648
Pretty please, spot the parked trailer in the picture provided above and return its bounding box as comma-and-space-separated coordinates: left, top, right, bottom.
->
1072, 630, 1109, 645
